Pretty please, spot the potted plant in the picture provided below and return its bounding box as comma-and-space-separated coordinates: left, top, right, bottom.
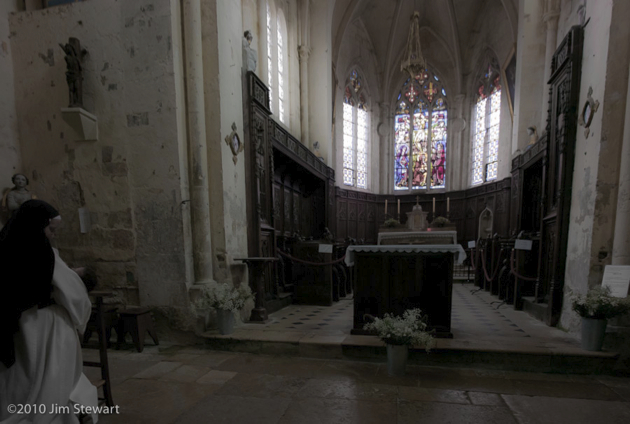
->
430, 216, 451, 228
383, 218, 401, 228
196, 282, 255, 335
571, 286, 630, 351
363, 308, 435, 376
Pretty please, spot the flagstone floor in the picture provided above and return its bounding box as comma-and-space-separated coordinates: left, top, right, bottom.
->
78, 282, 630, 423
85, 344, 630, 424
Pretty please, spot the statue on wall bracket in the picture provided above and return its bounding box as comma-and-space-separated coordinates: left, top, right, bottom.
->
59, 37, 88, 108
225, 122, 244, 165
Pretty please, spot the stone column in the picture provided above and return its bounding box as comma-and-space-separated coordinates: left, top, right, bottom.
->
183, 0, 213, 284
258, 0, 268, 99
540, 2, 560, 134
511, 0, 546, 154
307, 0, 332, 162
299, 45, 310, 147
452, 94, 467, 190
611, 62, 630, 266
378, 102, 390, 193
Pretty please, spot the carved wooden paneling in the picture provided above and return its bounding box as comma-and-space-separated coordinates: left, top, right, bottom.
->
348, 203, 357, 221
337, 200, 347, 240
273, 183, 282, 233
284, 188, 292, 234
293, 192, 300, 233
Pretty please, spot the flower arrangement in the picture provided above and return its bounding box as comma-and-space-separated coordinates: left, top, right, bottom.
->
571, 286, 630, 320
431, 216, 451, 227
363, 308, 435, 351
196, 281, 255, 314
384, 218, 401, 228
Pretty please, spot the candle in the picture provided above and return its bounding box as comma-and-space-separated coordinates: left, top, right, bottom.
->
385, 199, 388, 214
432, 197, 436, 213
397, 199, 400, 215
447, 197, 450, 212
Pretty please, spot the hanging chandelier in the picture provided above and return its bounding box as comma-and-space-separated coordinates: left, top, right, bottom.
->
400, 12, 427, 78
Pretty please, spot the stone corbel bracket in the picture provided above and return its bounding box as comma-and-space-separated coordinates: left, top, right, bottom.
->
61, 107, 98, 141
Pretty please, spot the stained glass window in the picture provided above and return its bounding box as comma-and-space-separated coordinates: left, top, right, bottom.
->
343, 70, 369, 189
393, 68, 447, 191
472, 60, 502, 185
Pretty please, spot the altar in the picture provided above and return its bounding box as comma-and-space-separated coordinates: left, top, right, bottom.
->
377, 230, 457, 245
346, 244, 465, 337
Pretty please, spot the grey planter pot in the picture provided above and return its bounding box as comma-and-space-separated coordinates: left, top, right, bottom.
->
216, 309, 235, 335
581, 317, 607, 351
386, 344, 408, 376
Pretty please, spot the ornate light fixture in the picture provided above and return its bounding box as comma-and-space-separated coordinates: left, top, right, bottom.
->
400, 12, 427, 78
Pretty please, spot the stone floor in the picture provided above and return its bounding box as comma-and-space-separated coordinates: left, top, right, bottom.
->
86, 345, 630, 424
81, 282, 630, 423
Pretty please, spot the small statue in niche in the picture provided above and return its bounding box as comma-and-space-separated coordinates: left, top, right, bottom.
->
2, 174, 36, 218
478, 207, 493, 241
527, 126, 538, 147
59, 37, 88, 107
242, 30, 257, 73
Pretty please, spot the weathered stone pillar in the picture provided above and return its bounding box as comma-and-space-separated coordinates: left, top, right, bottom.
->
378, 102, 390, 193
540, 1, 560, 134
452, 94, 467, 190
183, 0, 213, 284
299, 45, 310, 147
307, 0, 332, 162
257, 0, 268, 95
611, 62, 630, 266
512, 0, 546, 154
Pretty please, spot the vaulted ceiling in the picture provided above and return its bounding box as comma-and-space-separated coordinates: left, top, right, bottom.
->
332, 0, 517, 100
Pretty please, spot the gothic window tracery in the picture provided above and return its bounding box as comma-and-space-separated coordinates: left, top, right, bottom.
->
472, 60, 502, 185
394, 68, 447, 191
266, 1, 288, 124
343, 70, 369, 189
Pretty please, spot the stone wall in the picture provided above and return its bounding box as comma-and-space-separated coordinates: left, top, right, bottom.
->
8, 0, 188, 308
0, 0, 21, 220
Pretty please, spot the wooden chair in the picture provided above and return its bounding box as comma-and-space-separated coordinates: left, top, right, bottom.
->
116, 307, 159, 353
82, 291, 115, 407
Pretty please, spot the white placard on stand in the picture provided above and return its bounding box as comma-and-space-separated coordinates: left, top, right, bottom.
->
468, 240, 476, 248
318, 244, 333, 254
602, 265, 630, 298
515, 239, 533, 251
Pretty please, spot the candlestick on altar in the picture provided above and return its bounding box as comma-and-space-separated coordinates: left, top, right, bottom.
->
447, 197, 450, 212
385, 199, 388, 214
397, 199, 400, 215
432, 197, 436, 213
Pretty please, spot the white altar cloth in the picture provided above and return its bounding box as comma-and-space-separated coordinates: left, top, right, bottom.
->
345, 244, 466, 267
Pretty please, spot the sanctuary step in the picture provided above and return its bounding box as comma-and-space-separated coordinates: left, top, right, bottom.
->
201, 284, 622, 375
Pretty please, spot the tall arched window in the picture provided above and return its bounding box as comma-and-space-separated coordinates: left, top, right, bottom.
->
276, 10, 287, 123
266, 1, 288, 124
266, 2, 274, 115
343, 70, 369, 189
394, 69, 447, 191
472, 60, 501, 185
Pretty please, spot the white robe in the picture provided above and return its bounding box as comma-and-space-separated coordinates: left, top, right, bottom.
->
0, 249, 98, 423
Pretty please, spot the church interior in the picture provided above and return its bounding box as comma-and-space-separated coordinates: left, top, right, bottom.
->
2, 0, 630, 422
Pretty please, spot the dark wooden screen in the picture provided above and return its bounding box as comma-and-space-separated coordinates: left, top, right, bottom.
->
540, 26, 584, 326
